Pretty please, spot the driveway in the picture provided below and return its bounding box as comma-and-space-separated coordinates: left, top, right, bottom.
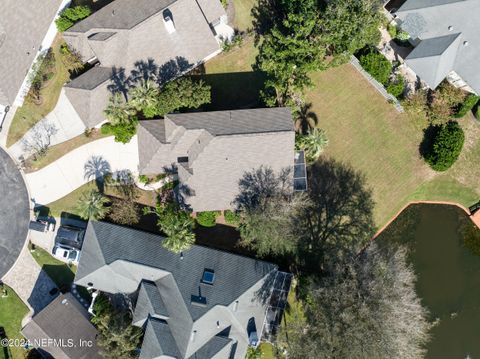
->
26, 135, 139, 204
8, 89, 86, 159
0, 146, 30, 279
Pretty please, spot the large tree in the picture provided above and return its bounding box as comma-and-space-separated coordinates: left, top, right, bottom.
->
256, 0, 323, 107
154, 203, 196, 253
128, 80, 160, 118
278, 243, 431, 359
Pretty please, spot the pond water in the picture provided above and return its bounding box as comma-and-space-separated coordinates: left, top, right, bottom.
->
377, 204, 480, 359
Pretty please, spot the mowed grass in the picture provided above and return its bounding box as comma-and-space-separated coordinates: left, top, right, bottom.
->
231, 0, 257, 32
7, 35, 70, 147
0, 286, 29, 359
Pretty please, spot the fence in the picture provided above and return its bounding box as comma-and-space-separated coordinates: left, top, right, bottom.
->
349, 55, 404, 113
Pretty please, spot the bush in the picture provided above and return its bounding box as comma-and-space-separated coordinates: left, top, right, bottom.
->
358, 49, 392, 85
196, 211, 220, 227
454, 94, 480, 118
475, 106, 480, 121
396, 30, 410, 41
101, 120, 137, 144
386, 74, 405, 98
387, 23, 397, 38
56, 6, 91, 32
423, 121, 464, 171
224, 210, 241, 226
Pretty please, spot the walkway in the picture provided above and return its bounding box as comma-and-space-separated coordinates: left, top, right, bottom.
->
2, 246, 58, 318
8, 89, 86, 160
26, 135, 139, 205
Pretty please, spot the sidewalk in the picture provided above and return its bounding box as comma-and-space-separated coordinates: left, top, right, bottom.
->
26, 135, 139, 205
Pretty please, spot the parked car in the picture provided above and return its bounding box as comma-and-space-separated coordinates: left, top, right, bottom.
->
54, 225, 85, 250
52, 244, 80, 264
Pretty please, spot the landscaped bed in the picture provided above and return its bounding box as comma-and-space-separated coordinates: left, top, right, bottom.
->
7, 35, 71, 148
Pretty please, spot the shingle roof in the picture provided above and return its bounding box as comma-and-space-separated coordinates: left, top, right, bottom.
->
166, 108, 294, 136
406, 33, 462, 88
0, 0, 63, 106
187, 334, 232, 359
68, 0, 177, 32
133, 281, 169, 325
397, 0, 480, 93
65, 66, 113, 90
140, 318, 181, 359
76, 221, 277, 320
21, 293, 101, 359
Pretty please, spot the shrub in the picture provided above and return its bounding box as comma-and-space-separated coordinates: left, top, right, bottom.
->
56, 6, 91, 32
101, 120, 137, 144
138, 174, 150, 184
387, 23, 397, 38
423, 121, 464, 171
396, 30, 410, 41
454, 93, 480, 118
475, 106, 480, 121
358, 49, 392, 85
224, 210, 241, 226
386, 74, 405, 98
196, 211, 220, 227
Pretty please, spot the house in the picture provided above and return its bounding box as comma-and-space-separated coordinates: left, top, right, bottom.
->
137, 107, 296, 212
21, 293, 101, 359
62, 0, 232, 128
0, 0, 66, 117
74, 221, 291, 359
392, 0, 480, 93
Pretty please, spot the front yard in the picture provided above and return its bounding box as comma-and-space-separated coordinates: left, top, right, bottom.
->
7, 36, 70, 148
0, 286, 29, 359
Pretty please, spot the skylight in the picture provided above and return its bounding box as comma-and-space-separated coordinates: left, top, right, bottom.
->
202, 269, 215, 284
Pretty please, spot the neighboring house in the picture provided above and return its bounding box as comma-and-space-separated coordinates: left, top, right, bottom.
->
75, 221, 291, 359
392, 0, 480, 93
62, 0, 232, 128
0, 0, 67, 116
22, 293, 101, 359
137, 107, 296, 212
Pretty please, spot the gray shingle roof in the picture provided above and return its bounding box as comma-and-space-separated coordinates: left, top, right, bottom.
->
397, 0, 480, 93
0, 0, 63, 106
76, 221, 277, 319
187, 334, 232, 359
21, 293, 101, 359
166, 107, 294, 136
406, 33, 462, 88
69, 0, 177, 32
65, 66, 113, 90
140, 318, 181, 359
133, 281, 169, 325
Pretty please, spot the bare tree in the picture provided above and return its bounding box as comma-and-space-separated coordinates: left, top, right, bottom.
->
21, 120, 58, 159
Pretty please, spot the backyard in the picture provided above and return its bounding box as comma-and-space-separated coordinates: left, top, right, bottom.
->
203, 36, 480, 227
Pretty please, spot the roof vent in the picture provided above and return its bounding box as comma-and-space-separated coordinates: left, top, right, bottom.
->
448, 25, 453, 31
112, 9, 115, 16
61, 299, 68, 305
463, 41, 469, 46
191, 330, 197, 342
180, 252, 184, 260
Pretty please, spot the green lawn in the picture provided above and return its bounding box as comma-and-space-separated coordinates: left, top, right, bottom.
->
231, 0, 257, 32
0, 286, 29, 359
23, 131, 111, 173
29, 246, 75, 291
7, 35, 70, 147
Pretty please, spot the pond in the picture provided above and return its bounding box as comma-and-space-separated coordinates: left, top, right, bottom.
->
377, 204, 480, 359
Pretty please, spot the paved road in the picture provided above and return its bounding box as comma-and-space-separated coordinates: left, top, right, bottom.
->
0, 146, 30, 279
26, 135, 139, 205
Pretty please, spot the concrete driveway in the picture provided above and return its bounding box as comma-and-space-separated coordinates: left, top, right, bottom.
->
8, 89, 86, 159
0, 147, 30, 279
26, 135, 139, 205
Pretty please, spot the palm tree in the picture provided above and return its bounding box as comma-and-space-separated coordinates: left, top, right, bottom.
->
76, 189, 110, 220
296, 128, 329, 163
157, 206, 195, 253
104, 93, 135, 125
295, 102, 318, 135
128, 80, 160, 118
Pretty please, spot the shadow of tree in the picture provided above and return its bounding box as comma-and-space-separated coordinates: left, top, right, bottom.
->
251, 0, 282, 43
108, 66, 131, 100
295, 157, 376, 274
419, 123, 440, 160
84, 155, 112, 193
